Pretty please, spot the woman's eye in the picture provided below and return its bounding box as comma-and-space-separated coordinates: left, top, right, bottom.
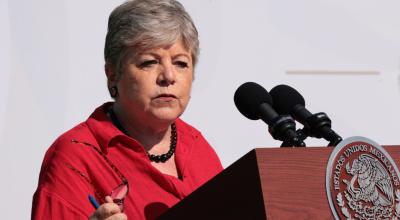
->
138, 60, 158, 69
174, 61, 188, 68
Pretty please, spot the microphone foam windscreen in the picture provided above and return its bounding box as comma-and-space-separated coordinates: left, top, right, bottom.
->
269, 84, 305, 114
234, 82, 272, 120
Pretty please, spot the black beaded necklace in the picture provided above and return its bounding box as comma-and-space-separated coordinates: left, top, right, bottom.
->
107, 107, 177, 163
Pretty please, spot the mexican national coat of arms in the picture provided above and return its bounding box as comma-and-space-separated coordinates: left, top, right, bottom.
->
326, 137, 400, 220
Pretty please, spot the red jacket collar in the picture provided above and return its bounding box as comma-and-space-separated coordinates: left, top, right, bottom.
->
84, 102, 190, 156
85, 102, 127, 154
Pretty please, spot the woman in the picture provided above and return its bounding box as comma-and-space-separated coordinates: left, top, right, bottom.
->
31, 0, 223, 219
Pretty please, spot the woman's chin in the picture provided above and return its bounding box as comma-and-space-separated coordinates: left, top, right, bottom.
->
149, 108, 183, 123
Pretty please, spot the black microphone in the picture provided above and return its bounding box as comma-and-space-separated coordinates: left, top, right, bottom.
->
234, 82, 305, 147
269, 84, 342, 146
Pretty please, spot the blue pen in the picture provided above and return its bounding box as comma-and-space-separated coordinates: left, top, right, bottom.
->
88, 195, 100, 209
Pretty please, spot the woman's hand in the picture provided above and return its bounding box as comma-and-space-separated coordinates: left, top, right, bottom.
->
89, 196, 127, 220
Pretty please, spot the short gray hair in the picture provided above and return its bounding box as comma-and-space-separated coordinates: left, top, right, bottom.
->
104, 0, 199, 74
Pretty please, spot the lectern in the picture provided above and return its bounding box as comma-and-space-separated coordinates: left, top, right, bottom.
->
158, 146, 400, 219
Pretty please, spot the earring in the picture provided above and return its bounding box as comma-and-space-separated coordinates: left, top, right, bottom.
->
109, 86, 118, 98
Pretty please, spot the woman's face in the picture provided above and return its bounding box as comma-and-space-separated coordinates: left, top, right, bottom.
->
112, 39, 193, 124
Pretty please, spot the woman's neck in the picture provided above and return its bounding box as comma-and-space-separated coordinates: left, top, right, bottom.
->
111, 103, 172, 152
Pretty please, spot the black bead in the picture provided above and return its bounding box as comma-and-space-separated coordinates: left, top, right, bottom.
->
148, 123, 177, 163
160, 154, 168, 162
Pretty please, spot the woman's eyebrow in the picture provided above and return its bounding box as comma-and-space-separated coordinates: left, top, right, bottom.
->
140, 52, 161, 59
131, 52, 160, 61
172, 53, 190, 60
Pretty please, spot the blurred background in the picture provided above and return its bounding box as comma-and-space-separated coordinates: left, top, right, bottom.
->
1, 0, 400, 218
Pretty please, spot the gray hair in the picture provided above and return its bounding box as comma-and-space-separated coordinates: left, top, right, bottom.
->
104, 0, 199, 74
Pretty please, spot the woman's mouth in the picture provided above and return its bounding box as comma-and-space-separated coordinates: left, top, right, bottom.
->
154, 94, 177, 102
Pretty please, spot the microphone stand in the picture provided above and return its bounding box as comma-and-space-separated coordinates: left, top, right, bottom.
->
268, 113, 343, 148
267, 115, 306, 147
294, 112, 343, 147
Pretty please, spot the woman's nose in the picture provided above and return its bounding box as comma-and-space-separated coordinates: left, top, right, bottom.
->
157, 62, 176, 86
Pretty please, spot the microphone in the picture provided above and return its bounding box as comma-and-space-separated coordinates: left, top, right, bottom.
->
269, 84, 342, 146
234, 82, 305, 147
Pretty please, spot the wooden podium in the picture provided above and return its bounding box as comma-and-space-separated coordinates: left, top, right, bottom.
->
158, 146, 400, 220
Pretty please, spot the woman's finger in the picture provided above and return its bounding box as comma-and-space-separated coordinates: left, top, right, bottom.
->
105, 213, 128, 220
105, 196, 114, 203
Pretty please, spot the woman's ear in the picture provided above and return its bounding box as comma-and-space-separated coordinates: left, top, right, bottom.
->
105, 64, 120, 98
105, 64, 119, 87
